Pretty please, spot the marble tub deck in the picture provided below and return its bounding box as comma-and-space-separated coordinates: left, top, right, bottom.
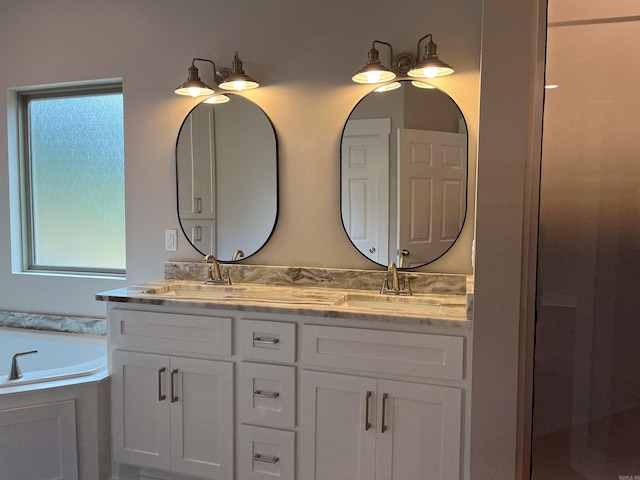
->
0, 311, 106, 335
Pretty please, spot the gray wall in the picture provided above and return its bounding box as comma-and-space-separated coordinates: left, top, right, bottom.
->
0, 1, 545, 478
0, 0, 481, 317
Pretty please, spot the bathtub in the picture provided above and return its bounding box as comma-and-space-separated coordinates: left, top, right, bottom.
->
0, 326, 111, 479
0, 326, 107, 390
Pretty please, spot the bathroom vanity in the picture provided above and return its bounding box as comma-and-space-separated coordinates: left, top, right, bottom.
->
98, 265, 472, 480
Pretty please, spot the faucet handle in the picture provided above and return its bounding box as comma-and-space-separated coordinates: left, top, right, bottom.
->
223, 269, 232, 285
380, 273, 389, 294
402, 274, 413, 296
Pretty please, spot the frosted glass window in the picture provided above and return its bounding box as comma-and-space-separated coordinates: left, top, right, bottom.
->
23, 88, 125, 273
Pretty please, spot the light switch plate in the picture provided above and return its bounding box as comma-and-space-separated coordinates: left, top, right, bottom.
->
165, 229, 177, 251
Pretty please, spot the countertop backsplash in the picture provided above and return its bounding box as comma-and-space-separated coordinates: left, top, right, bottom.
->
165, 261, 470, 296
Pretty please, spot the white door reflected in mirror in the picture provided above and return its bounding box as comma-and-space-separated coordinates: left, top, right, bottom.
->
340, 80, 468, 268
397, 128, 466, 268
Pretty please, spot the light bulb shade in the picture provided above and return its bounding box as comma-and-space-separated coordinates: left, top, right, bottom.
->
175, 64, 215, 97
374, 82, 402, 93
407, 36, 454, 79
218, 52, 259, 90
352, 46, 396, 84
411, 80, 436, 89
408, 59, 454, 79
203, 94, 231, 104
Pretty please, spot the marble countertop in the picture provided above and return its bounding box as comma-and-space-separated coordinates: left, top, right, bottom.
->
96, 279, 471, 328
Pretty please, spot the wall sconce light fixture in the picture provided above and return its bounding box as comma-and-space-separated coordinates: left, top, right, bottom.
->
175, 58, 217, 97
218, 53, 260, 91
175, 53, 259, 101
352, 34, 453, 85
407, 34, 454, 79
352, 41, 397, 84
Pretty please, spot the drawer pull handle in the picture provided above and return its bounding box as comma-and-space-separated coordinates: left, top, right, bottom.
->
158, 367, 166, 401
253, 389, 280, 399
381, 393, 388, 433
171, 368, 179, 403
365, 391, 372, 431
253, 454, 279, 464
253, 337, 279, 347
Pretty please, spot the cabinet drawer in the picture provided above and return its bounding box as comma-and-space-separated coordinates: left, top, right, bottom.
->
110, 309, 232, 356
238, 363, 295, 429
239, 320, 296, 363
302, 325, 464, 380
238, 425, 294, 480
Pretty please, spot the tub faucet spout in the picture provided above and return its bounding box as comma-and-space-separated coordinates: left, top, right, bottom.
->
9, 350, 38, 380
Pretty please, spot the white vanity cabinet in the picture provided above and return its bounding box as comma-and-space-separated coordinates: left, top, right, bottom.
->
104, 300, 470, 480
300, 325, 465, 480
109, 308, 234, 480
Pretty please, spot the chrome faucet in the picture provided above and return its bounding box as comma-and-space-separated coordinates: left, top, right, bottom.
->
203, 254, 231, 285
380, 262, 412, 296
8, 350, 38, 380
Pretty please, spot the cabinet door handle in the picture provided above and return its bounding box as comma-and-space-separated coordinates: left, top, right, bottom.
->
158, 367, 166, 401
253, 337, 279, 347
253, 389, 280, 399
195, 197, 202, 213
171, 368, 179, 403
381, 393, 388, 433
253, 454, 279, 464
365, 391, 372, 431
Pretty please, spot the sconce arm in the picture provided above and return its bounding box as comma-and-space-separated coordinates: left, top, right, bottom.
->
416, 33, 437, 59
372, 40, 394, 66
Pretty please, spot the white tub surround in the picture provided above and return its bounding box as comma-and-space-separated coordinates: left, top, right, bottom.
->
0, 328, 110, 480
100, 266, 473, 480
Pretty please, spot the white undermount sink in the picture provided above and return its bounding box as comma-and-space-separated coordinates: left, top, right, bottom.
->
334, 293, 443, 315
141, 284, 246, 300
140, 283, 461, 317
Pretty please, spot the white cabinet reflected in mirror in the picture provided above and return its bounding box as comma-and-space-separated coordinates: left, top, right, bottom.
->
341, 81, 467, 268
176, 95, 278, 260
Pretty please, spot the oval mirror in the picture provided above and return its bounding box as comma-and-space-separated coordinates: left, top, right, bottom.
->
340, 80, 467, 268
176, 95, 278, 260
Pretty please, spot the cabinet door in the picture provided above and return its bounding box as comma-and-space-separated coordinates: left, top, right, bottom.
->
177, 103, 215, 219
170, 357, 234, 480
301, 371, 377, 480
180, 219, 216, 256
375, 380, 462, 480
111, 350, 171, 471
